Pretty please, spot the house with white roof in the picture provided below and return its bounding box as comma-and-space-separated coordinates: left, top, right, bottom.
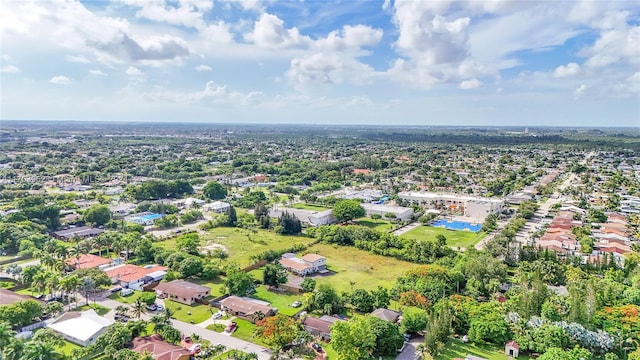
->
48, 309, 114, 346
203, 201, 231, 213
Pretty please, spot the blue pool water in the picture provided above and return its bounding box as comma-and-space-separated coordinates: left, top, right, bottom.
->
138, 213, 163, 221
431, 219, 482, 232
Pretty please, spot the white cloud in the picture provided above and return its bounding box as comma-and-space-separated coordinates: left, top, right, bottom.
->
245, 13, 310, 49
580, 12, 640, 69
574, 84, 588, 98
459, 78, 482, 90
120, 0, 213, 29
287, 53, 376, 86
314, 25, 383, 52
1, 65, 20, 73
195, 64, 212, 72
126, 66, 143, 76
50, 76, 71, 85
89, 69, 107, 76
553, 62, 580, 77
65, 54, 91, 63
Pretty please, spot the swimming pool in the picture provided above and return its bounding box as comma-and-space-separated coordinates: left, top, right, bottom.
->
137, 213, 163, 221
431, 219, 482, 232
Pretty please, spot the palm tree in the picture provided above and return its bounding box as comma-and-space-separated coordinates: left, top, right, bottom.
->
45, 271, 60, 299
162, 307, 174, 323
3, 338, 24, 360
131, 298, 146, 320
60, 275, 80, 310
23, 341, 64, 360
69, 240, 86, 265
21, 265, 40, 289
127, 320, 148, 337
33, 272, 48, 297
150, 315, 166, 331
115, 305, 130, 317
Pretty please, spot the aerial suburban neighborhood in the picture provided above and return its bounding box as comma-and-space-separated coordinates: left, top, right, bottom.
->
0, 122, 638, 360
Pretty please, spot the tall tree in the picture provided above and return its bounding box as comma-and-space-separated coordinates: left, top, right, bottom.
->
332, 200, 365, 223
203, 181, 227, 200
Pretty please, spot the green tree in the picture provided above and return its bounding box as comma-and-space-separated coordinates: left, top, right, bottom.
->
537, 346, 592, 360
139, 293, 156, 306
263, 264, 288, 288
203, 181, 227, 200
224, 269, 255, 296
131, 298, 146, 320
83, 204, 112, 226
276, 211, 302, 235
176, 233, 201, 256
255, 314, 300, 352
401, 306, 428, 333
330, 316, 377, 360
332, 199, 365, 223
349, 289, 375, 313
301, 277, 316, 293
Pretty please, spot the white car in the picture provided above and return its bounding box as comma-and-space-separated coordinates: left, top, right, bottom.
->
212, 311, 223, 319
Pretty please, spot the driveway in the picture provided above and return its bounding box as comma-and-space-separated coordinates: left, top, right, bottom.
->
393, 222, 420, 236
396, 335, 423, 360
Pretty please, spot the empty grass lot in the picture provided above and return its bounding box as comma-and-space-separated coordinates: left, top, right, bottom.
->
199, 227, 314, 267
305, 243, 418, 293
356, 218, 396, 232
250, 286, 305, 316
436, 339, 531, 360
400, 225, 486, 249
291, 203, 330, 211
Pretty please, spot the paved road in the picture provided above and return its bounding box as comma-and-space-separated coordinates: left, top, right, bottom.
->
393, 222, 420, 236
395, 336, 424, 360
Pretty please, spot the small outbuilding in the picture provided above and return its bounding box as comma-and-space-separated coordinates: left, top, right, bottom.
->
505, 340, 519, 358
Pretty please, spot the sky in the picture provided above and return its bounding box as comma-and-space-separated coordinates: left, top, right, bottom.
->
1, 0, 639, 127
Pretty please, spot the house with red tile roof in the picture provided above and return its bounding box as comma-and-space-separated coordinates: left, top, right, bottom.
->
104, 264, 167, 289
66, 254, 113, 270
131, 334, 191, 360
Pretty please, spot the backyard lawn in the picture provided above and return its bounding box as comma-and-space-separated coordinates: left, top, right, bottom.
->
74, 304, 111, 316
192, 278, 227, 297
56, 340, 80, 356
291, 203, 330, 211
164, 299, 214, 324
436, 339, 531, 360
230, 318, 267, 346
305, 243, 418, 293
400, 225, 487, 249
356, 218, 396, 232
250, 286, 305, 317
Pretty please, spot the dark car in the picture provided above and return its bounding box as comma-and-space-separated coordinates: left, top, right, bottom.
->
312, 343, 323, 352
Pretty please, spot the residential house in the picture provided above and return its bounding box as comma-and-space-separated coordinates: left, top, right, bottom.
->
398, 191, 504, 221
218, 296, 277, 323
48, 309, 113, 346
66, 254, 113, 270
172, 197, 205, 209
109, 203, 136, 217
104, 264, 167, 290
370, 308, 400, 323
302, 317, 333, 341
52, 226, 104, 240
155, 280, 211, 305
280, 276, 304, 294
203, 201, 231, 213
279, 253, 327, 276
131, 334, 192, 360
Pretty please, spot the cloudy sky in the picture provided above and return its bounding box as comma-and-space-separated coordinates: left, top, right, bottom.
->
1, 0, 639, 127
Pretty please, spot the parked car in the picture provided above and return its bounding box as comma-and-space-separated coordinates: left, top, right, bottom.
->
312, 343, 323, 352
212, 311, 223, 319
155, 304, 164, 311
146, 304, 157, 311
110, 286, 123, 293
225, 322, 237, 333
120, 288, 134, 297
291, 301, 302, 308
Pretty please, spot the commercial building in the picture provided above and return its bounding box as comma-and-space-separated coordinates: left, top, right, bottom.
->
361, 203, 414, 222
398, 191, 504, 221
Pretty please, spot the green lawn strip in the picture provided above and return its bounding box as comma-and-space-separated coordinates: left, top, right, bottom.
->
250, 286, 304, 317
399, 225, 486, 249
291, 203, 330, 211
355, 218, 396, 232
436, 339, 531, 360
305, 243, 418, 293
74, 304, 111, 316
323, 343, 339, 359
191, 278, 227, 297
206, 323, 226, 332
107, 290, 145, 304
164, 299, 213, 324
15, 288, 39, 296
229, 318, 268, 347
55, 340, 81, 356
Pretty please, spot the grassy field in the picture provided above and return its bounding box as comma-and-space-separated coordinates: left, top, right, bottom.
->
436, 339, 531, 360
230, 318, 267, 346
108, 290, 145, 304
291, 203, 330, 211
56, 340, 81, 356
305, 243, 418, 293
195, 227, 314, 267
400, 225, 487, 249
250, 286, 304, 317
356, 218, 395, 232
164, 299, 213, 324
74, 304, 111, 316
